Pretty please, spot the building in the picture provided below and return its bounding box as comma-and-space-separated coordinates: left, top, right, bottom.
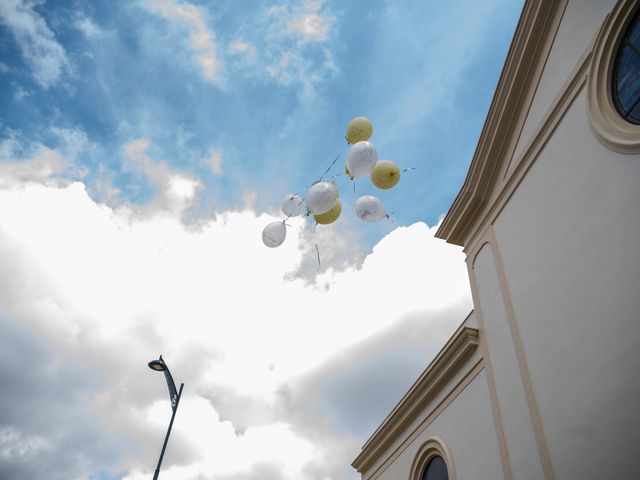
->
352, 0, 640, 479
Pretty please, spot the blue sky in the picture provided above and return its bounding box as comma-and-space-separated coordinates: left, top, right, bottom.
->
0, 1, 522, 479
1, 0, 521, 239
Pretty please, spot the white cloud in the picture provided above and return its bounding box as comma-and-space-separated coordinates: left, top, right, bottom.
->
261, 0, 336, 94
123, 138, 203, 213
0, 132, 74, 187
148, 0, 225, 85
229, 41, 257, 65
0, 154, 471, 479
0, 426, 51, 461
267, 0, 333, 45
73, 14, 105, 39
0, 0, 70, 88
0, 127, 93, 186
282, 0, 333, 44
13, 84, 29, 102
0, 146, 65, 187
206, 148, 223, 176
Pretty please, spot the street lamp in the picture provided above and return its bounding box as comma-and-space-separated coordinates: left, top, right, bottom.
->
148, 355, 184, 480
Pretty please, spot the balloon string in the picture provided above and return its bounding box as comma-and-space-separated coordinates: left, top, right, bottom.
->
315, 243, 321, 270
402, 167, 416, 173
319, 153, 340, 181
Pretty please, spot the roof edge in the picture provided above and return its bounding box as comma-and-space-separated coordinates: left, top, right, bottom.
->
351, 321, 479, 474
436, 0, 566, 247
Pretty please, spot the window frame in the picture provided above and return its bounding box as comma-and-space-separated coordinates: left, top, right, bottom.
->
409, 437, 456, 480
611, 9, 640, 124
587, 0, 640, 153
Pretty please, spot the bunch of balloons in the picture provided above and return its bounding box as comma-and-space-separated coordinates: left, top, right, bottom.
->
262, 116, 404, 248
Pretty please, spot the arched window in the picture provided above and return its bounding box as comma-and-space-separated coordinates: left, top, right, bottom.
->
612, 9, 640, 123
410, 437, 455, 480
422, 455, 449, 480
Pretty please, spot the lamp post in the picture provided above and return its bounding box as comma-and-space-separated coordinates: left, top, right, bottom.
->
148, 355, 184, 480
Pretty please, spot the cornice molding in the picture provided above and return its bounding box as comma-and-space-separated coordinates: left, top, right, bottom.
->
436, 0, 567, 247
351, 326, 479, 474
463, 47, 592, 258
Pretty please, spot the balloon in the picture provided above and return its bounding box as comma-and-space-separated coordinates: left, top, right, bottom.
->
306, 181, 339, 215
347, 141, 378, 178
345, 163, 352, 179
314, 199, 342, 225
370, 160, 400, 189
262, 221, 286, 248
346, 117, 373, 144
354, 195, 387, 222
282, 194, 303, 217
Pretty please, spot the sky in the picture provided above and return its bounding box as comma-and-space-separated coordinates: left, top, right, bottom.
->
0, 1, 522, 479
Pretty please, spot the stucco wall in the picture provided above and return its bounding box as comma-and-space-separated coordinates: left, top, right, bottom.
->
472, 243, 545, 478
492, 85, 640, 478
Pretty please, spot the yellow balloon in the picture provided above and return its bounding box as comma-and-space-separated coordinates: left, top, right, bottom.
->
346, 117, 373, 144
345, 163, 352, 179
370, 160, 400, 189
314, 199, 342, 225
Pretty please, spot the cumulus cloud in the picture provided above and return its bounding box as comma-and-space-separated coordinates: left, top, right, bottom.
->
0, 145, 472, 479
0, 146, 65, 186
0, 131, 78, 187
0, 0, 70, 88
0, 316, 127, 480
147, 0, 225, 85
123, 138, 203, 213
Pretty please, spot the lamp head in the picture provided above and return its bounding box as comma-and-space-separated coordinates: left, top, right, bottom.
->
148, 356, 167, 372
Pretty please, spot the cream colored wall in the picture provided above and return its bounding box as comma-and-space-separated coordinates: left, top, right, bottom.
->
371, 370, 503, 480
509, 0, 615, 174
471, 243, 546, 479
465, 2, 640, 477
491, 86, 640, 478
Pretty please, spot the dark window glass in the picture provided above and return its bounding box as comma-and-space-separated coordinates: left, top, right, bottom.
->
422, 456, 448, 480
613, 10, 640, 124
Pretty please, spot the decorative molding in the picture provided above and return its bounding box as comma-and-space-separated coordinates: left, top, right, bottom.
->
487, 227, 556, 480
464, 44, 592, 256
587, 0, 640, 153
364, 359, 484, 480
435, 0, 568, 247
352, 325, 479, 474
467, 248, 514, 480
409, 436, 457, 480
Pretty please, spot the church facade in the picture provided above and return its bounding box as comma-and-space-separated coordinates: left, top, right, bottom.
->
352, 0, 640, 478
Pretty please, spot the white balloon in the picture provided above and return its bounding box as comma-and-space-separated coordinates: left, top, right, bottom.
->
306, 181, 339, 215
262, 221, 286, 248
354, 195, 387, 222
347, 141, 378, 178
282, 194, 302, 217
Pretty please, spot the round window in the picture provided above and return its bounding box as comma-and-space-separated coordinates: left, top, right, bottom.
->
612, 9, 640, 124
